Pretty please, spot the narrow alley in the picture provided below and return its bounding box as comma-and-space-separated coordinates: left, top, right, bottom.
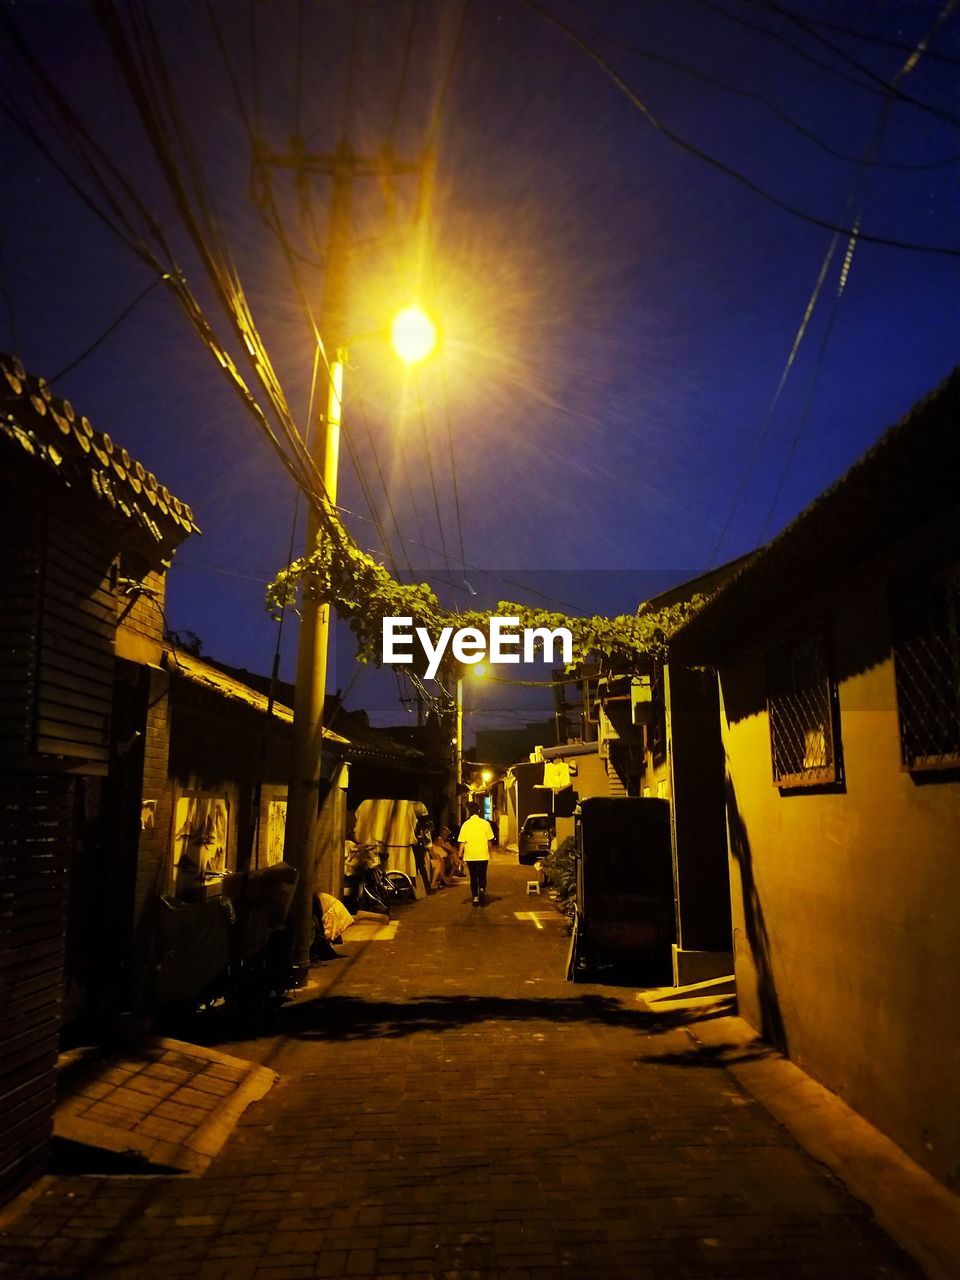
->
0, 852, 922, 1280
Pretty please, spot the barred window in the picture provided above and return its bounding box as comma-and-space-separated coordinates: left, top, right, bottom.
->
891, 565, 960, 770
767, 633, 840, 788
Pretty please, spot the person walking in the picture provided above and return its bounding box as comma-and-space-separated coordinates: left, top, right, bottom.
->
457, 802, 494, 905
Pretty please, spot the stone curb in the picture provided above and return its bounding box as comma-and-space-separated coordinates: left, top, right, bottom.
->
684, 1011, 960, 1280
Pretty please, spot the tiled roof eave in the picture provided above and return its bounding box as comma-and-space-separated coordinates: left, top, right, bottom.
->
1, 354, 200, 549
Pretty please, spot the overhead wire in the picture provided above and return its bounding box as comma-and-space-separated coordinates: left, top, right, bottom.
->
9, 275, 164, 391
755, 0, 960, 543
340, 1, 360, 143
387, 0, 420, 145
1, 0, 491, 645
412, 365, 454, 584
738, 0, 960, 67
294, 0, 305, 141
426, 0, 472, 148
708, 0, 958, 565
595, 27, 960, 171
521, 0, 960, 259
351, 380, 418, 579
696, 0, 960, 131
342, 196, 434, 577
0, 16, 176, 260
756, 0, 960, 133
91, 0, 324, 495
418, 1, 473, 586
248, 0, 261, 137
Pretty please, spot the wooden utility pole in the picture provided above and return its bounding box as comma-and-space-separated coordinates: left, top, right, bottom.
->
271, 139, 427, 984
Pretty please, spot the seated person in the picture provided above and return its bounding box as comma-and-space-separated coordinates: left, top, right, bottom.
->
434, 825, 464, 879
420, 822, 451, 890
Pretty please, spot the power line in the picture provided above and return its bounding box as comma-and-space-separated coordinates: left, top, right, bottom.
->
756, 0, 960, 132
415, 5, 473, 584
697, 0, 960, 130
521, 0, 960, 258
351, 380, 418, 579
596, 27, 960, 172
413, 365, 454, 583
738, 0, 960, 67
293, 0, 305, 141
755, 0, 960, 542
426, 0, 472, 147
17, 275, 163, 391
229, 2, 437, 582
91, 0, 325, 500
387, 0, 420, 144
708, 0, 957, 564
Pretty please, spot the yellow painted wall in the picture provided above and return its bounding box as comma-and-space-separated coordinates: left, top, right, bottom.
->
555, 749, 610, 847
720, 571, 960, 1187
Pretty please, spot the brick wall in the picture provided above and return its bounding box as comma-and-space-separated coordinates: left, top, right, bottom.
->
127, 665, 175, 1011
117, 566, 166, 646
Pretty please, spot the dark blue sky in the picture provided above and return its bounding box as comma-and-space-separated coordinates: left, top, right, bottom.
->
2, 0, 959, 728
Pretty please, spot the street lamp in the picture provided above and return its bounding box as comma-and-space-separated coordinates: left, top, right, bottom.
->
391, 305, 437, 364
285, 299, 436, 984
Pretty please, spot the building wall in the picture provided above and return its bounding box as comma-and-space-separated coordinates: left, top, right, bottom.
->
554, 749, 610, 847
719, 567, 960, 1188
665, 663, 731, 955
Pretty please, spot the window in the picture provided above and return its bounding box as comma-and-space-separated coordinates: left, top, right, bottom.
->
172, 793, 230, 894
767, 633, 840, 788
891, 564, 960, 770
266, 798, 287, 866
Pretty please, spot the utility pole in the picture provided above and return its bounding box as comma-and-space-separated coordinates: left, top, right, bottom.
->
283, 141, 351, 985
455, 676, 463, 828
270, 139, 429, 984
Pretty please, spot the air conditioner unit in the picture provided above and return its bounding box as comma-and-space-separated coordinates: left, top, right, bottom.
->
631, 675, 655, 725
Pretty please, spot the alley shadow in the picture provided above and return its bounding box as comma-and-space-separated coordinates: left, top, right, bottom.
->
641, 1038, 776, 1069
268, 990, 738, 1044
48, 1136, 182, 1176
726, 775, 789, 1054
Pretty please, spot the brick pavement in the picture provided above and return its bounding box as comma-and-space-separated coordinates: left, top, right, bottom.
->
0, 853, 922, 1278
54, 1038, 276, 1174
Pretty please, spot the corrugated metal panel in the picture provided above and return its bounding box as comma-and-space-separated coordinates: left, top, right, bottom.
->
0, 506, 43, 761
0, 499, 116, 767
0, 774, 72, 1207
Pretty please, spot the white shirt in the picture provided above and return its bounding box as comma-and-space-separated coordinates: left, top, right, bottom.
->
457, 814, 494, 861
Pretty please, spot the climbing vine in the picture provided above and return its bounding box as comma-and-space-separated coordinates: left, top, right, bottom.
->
268, 534, 704, 673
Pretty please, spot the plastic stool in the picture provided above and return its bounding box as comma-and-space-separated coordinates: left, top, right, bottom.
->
526, 880, 540, 895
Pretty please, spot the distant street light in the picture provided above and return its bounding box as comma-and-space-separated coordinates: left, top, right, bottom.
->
391, 305, 437, 364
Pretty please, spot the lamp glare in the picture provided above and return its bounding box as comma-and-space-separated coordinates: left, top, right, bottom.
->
391, 306, 437, 364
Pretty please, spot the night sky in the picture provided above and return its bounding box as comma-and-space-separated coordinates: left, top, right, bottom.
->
2, 0, 959, 733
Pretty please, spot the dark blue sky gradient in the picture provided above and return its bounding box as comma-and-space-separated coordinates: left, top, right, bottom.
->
2, 0, 959, 727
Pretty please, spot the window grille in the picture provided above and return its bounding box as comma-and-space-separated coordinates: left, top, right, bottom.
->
892, 565, 960, 770
767, 633, 839, 787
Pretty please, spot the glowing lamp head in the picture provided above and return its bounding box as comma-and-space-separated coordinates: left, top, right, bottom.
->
481, 769, 493, 784
391, 306, 437, 364
472, 664, 486, 678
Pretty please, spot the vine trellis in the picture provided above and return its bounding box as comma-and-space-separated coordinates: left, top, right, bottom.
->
268, 534, 705, 676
